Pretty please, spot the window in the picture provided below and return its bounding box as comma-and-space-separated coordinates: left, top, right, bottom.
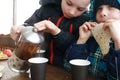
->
0, 0, 40, 34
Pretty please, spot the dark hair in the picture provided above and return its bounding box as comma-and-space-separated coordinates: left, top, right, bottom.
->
92, 0, 120, 21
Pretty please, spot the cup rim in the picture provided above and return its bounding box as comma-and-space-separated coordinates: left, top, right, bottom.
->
69, 59, 90, 66
28, 57, 48, 64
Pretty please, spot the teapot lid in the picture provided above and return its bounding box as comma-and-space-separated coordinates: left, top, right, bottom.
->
21, 26, 44, 44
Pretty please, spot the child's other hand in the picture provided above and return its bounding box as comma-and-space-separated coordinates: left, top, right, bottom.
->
34, 20, 61, 35
103, 19, 120, 50
77, 22, 96, 44
10, 25, 23, 41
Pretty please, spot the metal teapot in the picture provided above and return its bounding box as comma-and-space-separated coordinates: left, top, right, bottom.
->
8, 26, 44, 73
21, 26, 44, 44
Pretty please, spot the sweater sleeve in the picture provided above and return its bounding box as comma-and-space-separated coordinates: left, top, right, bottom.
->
65, 43, 88, 61
104, 47, 120, 79
53, 13, 89, 51
53, 30, 76, 51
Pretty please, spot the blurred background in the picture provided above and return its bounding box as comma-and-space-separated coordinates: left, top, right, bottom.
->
0, 0, 40, 34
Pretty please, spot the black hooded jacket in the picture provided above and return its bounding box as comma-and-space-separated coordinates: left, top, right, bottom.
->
24, 0, 90, 67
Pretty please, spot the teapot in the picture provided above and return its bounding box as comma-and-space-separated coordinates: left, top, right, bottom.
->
8, 26, 44, 73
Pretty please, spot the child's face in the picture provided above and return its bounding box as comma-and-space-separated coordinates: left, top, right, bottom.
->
61, 0, 90, 19
96, 5, 120, 23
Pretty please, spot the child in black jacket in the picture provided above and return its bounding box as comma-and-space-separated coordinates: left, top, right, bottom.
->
10, 0, 91, 67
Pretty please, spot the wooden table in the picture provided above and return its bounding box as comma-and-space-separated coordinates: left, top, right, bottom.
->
0, 60, 96, 80
0, 60, 71, 80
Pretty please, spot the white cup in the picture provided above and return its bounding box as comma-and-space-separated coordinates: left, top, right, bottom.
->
28, 57, 48, 80
70, 59, 90, 80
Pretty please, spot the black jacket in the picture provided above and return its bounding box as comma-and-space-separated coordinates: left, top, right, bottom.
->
24, 0, 89, 67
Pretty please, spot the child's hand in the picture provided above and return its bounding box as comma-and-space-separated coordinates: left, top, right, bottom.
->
34, 20, 61, 35
77, 22, 96, 44
10, 25, 23, 41
103, 19, 120, 50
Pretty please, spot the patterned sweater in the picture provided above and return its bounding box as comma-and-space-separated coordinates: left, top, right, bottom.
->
64, 36, 120, 80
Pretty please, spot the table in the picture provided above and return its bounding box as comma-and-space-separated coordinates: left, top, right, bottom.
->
0, 60, 96, 80
0, 60, 71, 80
